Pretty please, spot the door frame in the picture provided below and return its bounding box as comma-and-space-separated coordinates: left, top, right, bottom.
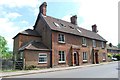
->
73, 52, 79, 66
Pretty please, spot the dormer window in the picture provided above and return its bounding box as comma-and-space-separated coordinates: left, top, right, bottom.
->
101, 42, 104, 48
60, 23, 66, 27
77, 28, 81, 33
58, 34, 65, 43
82, 37, 87, 46
68, 25, 74, 29
53, 22, 60, 28
92, 40, 96, 47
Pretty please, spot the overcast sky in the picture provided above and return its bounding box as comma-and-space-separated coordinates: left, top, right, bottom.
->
0, 0, 119, 51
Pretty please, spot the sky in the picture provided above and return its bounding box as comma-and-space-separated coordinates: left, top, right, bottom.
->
0, 0, 119, 51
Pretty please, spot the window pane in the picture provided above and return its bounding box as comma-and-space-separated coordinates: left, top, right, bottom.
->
58, 34, 65, 42
83, 52, 87, 60
93, 40, 96, 47
39, 53, 47, 63
59, 52, 61, 61
59, 51, 65, 62
62, 53, 65, 61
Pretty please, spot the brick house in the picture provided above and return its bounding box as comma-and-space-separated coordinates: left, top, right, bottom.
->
107, 43, 120, 55
13, 2, 107, 69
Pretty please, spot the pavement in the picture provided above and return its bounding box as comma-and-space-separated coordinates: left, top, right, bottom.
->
0, 61, 118, 78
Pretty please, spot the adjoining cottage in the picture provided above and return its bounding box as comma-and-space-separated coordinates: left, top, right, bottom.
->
107, 43, 120, 55
13, 2, 107, 69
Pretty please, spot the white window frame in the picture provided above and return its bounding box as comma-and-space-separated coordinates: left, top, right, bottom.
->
92, 40, 96, 47
101, 42, 104, 48
58, 34, 65, 43
58, 51, 66, 63
82, 37, 87, 46
38, 53, 47, 63
83, 52, 87, 62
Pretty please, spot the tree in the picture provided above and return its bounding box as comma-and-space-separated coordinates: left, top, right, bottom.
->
117, 43, 120, 49
0, 35, 12, 59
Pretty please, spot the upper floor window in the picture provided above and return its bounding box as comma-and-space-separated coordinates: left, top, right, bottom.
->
58, 34, 65, 43
59, 51, 65, 63
82, 37, 87, 46
38, 53, 47, 63
92, 40, 96, 47
101, 42, 104, 48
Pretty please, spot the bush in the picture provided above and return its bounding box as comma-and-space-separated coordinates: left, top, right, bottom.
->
25, 65, 36, 70
107, 53, 112, 58
114, 54, 120, 60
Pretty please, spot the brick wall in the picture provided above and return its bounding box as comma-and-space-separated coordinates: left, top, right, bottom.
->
52, 31, 107, 67
24, 50, 50, 68
13, 34, 41, 60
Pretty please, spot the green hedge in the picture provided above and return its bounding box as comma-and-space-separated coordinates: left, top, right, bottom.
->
113, 54, 120, 60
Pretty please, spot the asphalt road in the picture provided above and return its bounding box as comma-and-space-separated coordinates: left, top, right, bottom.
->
9, 62, 119, 78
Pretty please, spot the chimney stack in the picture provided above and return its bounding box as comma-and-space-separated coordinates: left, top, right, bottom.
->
70, 15, 77, 25
39, 2, 47, 16
92, 24, 98, 33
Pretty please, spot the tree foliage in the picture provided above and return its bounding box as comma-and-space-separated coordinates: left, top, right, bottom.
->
0, 35, 12, 59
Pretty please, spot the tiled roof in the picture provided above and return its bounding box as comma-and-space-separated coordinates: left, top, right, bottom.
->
19, 29, 41, 36
13, 29, 41, 39
19, 40, 50, 51
41, 14, 107, 42
106, 44, 120, 50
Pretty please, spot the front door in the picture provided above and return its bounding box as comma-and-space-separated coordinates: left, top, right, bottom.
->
73, 52, 79, 66
95, 52, 99, 64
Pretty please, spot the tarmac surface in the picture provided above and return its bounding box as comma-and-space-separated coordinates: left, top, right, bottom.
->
1, 61, 119, 78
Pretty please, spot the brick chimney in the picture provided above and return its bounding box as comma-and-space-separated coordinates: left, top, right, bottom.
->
39, 2, 47, 16
92, 24, 98, 33
70, 15, 77, 25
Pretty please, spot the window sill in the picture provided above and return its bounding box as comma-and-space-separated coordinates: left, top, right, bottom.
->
82, 44, 87, 47
58, 61, 66, 63
83, 60, 88, 62
38, 62, 47, 64
58, 41, 65, 44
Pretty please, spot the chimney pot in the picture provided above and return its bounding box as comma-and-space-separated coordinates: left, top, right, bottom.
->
39, 2, 47, 16
70, 15, 77, 25
92, 24, 98, 33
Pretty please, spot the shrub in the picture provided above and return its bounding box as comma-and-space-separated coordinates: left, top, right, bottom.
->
107, 53, 112, 58
25, 65, 36, 70
114, 54, 120, 60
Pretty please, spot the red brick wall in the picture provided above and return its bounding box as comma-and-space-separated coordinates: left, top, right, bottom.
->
24, 50, 50, 68
52, 31, 107, 67
35, 19, 52, 49
13, 34, 41, 60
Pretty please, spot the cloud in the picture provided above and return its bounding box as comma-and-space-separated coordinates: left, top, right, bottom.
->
0, 0, 41, 8
0, 0, 42, 51
0, 17, 32, 51
20, 20, 29, 24
62, 15, 71, 22
7, 12, 22, 19
62, 0, 119, 46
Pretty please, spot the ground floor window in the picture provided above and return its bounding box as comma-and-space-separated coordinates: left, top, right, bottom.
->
38, 53, 47, 63
102, 53, 106, 61
59, 51, 65, 63
83, 52, 87, 62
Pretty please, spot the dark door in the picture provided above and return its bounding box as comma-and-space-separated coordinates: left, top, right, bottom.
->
95, 52, 99, 64
74, 52, 79, 66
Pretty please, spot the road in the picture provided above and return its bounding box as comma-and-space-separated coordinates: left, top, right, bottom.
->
9, 62, 119, 78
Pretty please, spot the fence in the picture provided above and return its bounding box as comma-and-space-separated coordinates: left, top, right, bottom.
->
2, 59, 14, 70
